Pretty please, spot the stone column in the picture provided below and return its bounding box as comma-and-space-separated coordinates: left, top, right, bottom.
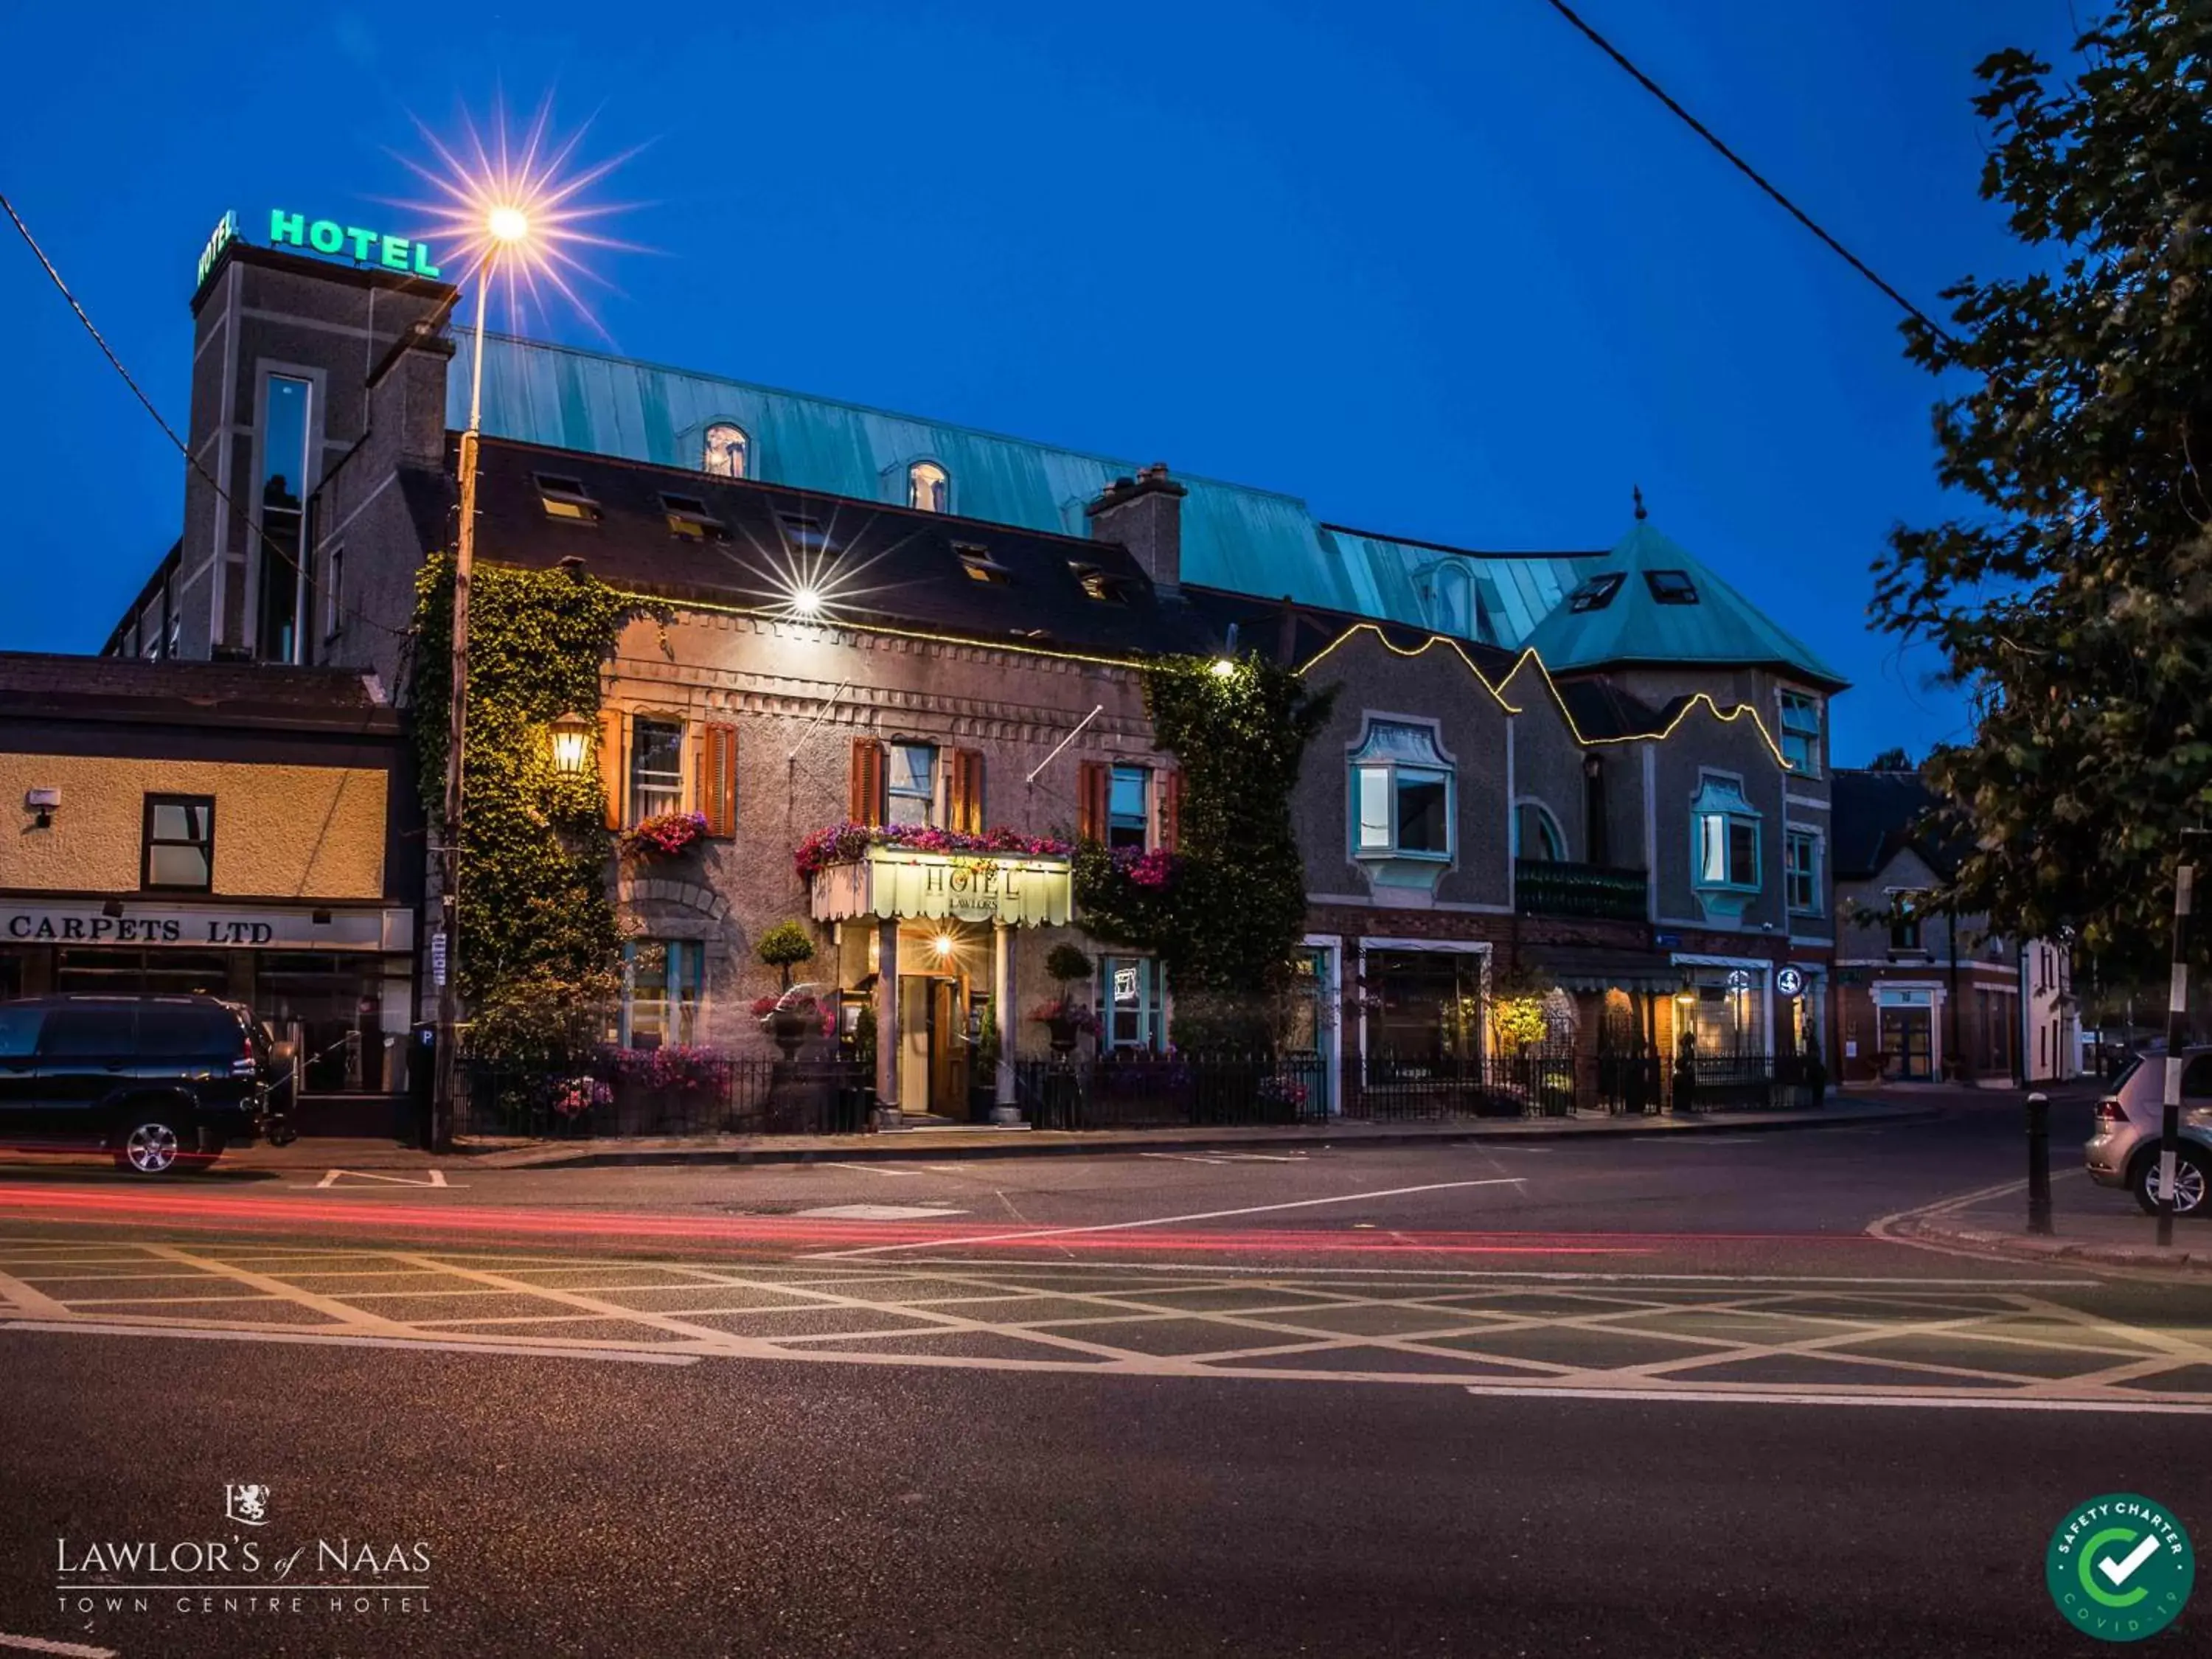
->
991, 920, 1020, 1124
874, 918, 901, 1125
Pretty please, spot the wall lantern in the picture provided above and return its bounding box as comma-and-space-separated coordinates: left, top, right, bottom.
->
548, 712, 594, 775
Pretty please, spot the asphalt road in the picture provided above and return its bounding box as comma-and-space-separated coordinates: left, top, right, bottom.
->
1, 1093, 2206, 1658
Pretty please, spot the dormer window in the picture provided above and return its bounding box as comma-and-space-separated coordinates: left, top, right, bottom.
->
535, 474, 602, 524
1567, 571, 1624, 613
1645, 569, 1699, 605
955, 543, 1010, 584
702, 422, 749, 479
908, 460, 950, 513
1069, 562, 1127, 605
660, 493, 728, 542
778, 512, 832, 552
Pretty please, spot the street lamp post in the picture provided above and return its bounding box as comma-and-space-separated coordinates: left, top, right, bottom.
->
429, 209, 529, 1152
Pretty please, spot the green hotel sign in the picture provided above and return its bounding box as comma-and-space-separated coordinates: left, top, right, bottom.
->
269, 209, 441, 277
198, 208, 442, 284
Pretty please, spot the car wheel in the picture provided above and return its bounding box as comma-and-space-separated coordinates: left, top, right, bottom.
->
113, 1112, 189, 1176
2132, 1146, 2211, 1217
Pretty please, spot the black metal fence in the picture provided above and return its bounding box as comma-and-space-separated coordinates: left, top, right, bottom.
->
462, 1053, 873, 1140
459, 1046, 1826, 1140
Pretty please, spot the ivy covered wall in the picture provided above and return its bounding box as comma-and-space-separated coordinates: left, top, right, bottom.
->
409, 554, 656, 1062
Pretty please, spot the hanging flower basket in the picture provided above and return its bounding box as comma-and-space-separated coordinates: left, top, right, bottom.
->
621, 810, 709, 863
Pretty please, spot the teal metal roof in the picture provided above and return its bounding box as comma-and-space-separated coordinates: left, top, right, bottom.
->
1520, 521, 1847, 688
452, 333, 1756, 667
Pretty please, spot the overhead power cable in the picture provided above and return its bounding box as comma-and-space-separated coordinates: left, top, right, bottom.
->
1538, 0, 1955, 346
0, 189, 408, 640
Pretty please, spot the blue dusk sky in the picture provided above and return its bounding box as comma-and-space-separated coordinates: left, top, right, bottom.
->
0, 1, 2081, 762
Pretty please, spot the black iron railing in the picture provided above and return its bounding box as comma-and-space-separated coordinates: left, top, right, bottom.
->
1514, 860, 1650, 922
462, 1052, 873, 1139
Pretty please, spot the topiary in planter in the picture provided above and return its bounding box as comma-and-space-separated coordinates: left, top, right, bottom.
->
756, 920, 817, 990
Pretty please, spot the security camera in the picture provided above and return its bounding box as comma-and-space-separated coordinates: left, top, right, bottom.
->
1761, 922, 1775, 933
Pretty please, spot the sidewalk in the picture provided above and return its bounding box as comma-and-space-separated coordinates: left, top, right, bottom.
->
1880, 1166, 2212, 1273
222, 1097, 1935, 1172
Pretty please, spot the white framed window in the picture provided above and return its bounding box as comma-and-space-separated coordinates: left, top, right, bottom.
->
907, 460, 949, 513
702, 422, 749, 479
1513, 801, 1565, 862
1691, 774, 1761, 892
628, 716, 684, 821
1778, 690, 1822, 774
1784, 827, 1820, 914
888, 742, 937, 826
1351, 720, 1453, 860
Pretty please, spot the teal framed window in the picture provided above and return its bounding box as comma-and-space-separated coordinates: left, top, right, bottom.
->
1784, 829, 1820, 915
1778, 691, 1822, 774
1096, 956, 1164, 1052
1351, 721, 1453, 860
1690, 775, 1761, 916
1108, 765, 1150, 850
620, 939, 704, 1049
888, 743, 937, 826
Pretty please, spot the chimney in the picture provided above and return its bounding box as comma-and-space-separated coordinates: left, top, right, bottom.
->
1085, 462, 1187, 594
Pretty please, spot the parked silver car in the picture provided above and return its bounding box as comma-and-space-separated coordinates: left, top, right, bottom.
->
2084, 1048, 2212, 1216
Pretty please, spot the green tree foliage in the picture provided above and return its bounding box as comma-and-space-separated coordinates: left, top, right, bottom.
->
1077, 654, 1335, 1046
411, 554, 653, 1062
1873, 2, 2212, 967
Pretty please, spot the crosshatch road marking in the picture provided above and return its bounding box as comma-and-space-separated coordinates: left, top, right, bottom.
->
2, 1235, 2211, 1406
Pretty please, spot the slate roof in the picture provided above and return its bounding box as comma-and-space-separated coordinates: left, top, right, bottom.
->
0, 652, 394, 731
453, 331, 1599, 649
1553, 678, 1671, 742
441, 439, 1218, 659
1520, 521, 1846, 689
1831, 768, 1969, 881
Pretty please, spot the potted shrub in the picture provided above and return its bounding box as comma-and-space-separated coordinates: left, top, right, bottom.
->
969, 1003, 1002, 1122
755, 921, 818, 1060
1036, 942, 1096, 1053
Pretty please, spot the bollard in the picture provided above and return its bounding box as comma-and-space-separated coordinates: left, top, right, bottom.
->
2026, 1091, 2053, 1236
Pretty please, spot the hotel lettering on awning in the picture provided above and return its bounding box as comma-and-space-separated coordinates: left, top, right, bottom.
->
810, 849, 1073, 928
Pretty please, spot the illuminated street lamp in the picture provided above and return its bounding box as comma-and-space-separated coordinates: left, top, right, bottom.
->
548, 710, 593, 775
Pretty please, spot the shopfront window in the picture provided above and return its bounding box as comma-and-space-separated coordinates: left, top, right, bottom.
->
142, 795, 215, 891
888, 743, 938, 826
1096, 956, 1163, 1052
629, 717, 684, 821
1677, 967, 1765, 1055
621, 939, 704, 1049
1361, 947, 1484, 1065
1351, 721, 1453, 860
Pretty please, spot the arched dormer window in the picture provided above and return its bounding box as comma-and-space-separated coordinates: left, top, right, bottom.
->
907, 459, 949, 513
702, 422, 750, 479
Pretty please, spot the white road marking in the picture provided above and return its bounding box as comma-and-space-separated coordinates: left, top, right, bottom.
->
793, 1204, 968, 1222
805, 1178, 1528, 1258
1138, 1153, 1234, 1166
889, 1259, 2101, 1284
313, 1169, 457, 1189
1460, 1382, 2212, 1415
0, 1321, 698, 1365
826, 1163, 924, 1177
0, 1636, 118, 1658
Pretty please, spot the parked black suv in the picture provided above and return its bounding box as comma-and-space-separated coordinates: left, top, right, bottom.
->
0, 994, 296, 1174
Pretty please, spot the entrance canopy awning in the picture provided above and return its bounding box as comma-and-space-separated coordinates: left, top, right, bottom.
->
1519, 945, 1682, 995
810, 848, 1074, 928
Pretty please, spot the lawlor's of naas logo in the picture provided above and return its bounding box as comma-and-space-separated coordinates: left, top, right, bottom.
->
2045, 1492, 2196, 1644
225, 1484, 271, 1528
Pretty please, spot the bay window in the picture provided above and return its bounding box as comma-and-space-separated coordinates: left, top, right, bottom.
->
1689, 775, 1761, 917
1352, 720, 1453, 860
